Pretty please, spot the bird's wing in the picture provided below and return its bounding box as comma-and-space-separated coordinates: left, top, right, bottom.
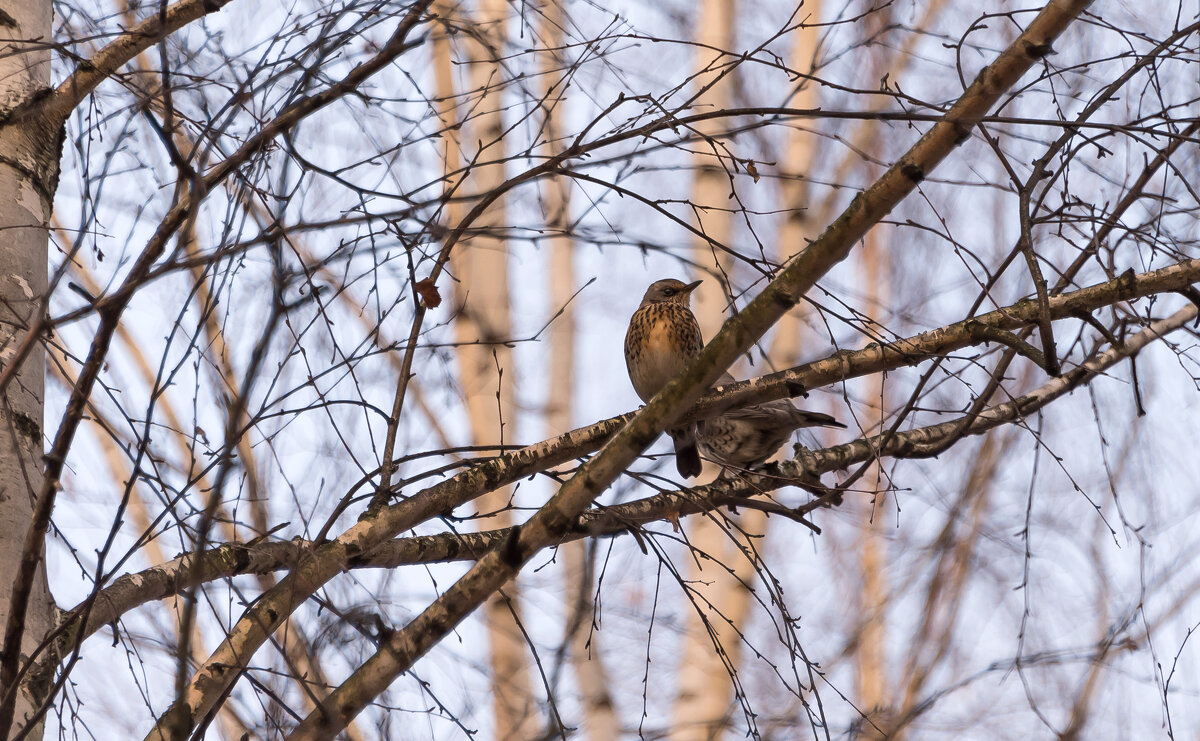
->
714, 371, 846, 428
720, 399, 847, 429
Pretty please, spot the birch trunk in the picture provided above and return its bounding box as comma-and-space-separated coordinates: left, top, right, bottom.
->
770, 2, 822, 368
765, 9, 835, 733
0, 0, 60, 735
537, 0, 621, 736
849, 4, 905, 728
854, 231, 891, 735
437, 2, 538, 736
672, 1, 744, 738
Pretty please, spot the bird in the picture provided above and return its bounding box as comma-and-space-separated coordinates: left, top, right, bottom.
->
624, 278, 705, 478
698, 372, 846, 472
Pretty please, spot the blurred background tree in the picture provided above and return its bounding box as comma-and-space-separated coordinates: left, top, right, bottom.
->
1, 0, 1198, 738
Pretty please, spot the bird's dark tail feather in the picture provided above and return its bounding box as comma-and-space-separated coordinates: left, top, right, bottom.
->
795, 410, 847, 429
669, 427, 703, 478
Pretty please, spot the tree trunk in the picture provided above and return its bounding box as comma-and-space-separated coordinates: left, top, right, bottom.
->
856, 236, 890, 736
671, 1, 743, 738
848, 5, 903, 729
536, 0, 621, 737
0, 0, 60, 736
437, 1, 539, 736
770, 0, 822, 368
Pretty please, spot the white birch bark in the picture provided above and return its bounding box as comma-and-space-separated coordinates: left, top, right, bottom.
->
0, 1, 60, 735
847, 4, 905, 722
856, 234, 890, 722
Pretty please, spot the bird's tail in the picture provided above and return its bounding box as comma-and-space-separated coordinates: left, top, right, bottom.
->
790, 409, 847, 429
668, 426, 702, 478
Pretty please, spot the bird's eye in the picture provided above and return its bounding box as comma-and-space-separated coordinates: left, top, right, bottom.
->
663, 288, 675, 295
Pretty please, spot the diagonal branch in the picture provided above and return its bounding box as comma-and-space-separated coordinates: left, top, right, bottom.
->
281, 3, 1095, 736
0, 4, 438, 737
24, 255, 1198, 685
27, 0, 241, 126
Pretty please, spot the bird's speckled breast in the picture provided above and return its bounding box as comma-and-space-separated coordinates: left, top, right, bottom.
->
624, 303, 703, 402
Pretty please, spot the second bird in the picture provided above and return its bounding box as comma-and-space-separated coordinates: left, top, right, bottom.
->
625, 278, 845, 478
698, 371, 845, 472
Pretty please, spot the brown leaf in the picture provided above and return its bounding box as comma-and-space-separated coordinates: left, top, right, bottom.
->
414, 278, 441, 308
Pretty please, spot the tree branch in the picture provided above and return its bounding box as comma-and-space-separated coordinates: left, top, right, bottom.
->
18, 253, 1193, 692
42, 0, 240, 123
0, 4, 439, 737
281, 3, 1096, 736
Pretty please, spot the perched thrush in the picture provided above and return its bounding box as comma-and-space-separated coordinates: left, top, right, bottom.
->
624, 278, 704, 478
698, 372, 846, 472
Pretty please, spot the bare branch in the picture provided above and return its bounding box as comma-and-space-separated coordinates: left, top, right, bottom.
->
279, 4, 1096, 735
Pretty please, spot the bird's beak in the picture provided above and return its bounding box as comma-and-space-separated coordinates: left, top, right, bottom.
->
683, 280, 703, 293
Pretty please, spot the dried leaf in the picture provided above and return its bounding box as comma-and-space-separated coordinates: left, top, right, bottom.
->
414, 278, 441, 308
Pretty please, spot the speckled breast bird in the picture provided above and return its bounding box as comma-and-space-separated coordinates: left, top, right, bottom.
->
624, 278, 705, 478
698, 372, 846, 472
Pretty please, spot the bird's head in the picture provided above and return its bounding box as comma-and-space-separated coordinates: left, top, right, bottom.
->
640, 278, 702, 306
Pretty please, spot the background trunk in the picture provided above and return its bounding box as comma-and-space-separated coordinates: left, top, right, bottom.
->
671, 1, 744, 738
538, 1, 622, 737
441, 1, 539, 736
769, 1, 822, 370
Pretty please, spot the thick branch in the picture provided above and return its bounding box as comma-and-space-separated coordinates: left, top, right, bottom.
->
0, 3, 438, 737
138, 413, 627, 739
689, 258, 1200, 420
283, 3, 1094, 737
42, 0, 238, 123
355, 304, 1200, 567
30, 256, 1199, 675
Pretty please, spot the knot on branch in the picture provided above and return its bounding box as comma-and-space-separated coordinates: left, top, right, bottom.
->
1022, 40, 1056, 59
